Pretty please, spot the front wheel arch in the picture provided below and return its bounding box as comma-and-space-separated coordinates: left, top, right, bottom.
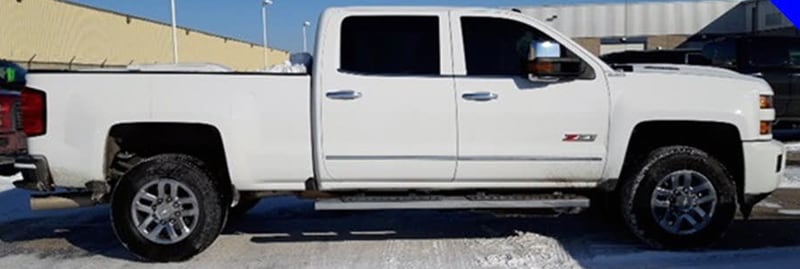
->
618, 121, 744, 213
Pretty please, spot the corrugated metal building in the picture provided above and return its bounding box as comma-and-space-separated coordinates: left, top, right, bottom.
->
0, 0, 289, 71
517, 0, 798, 55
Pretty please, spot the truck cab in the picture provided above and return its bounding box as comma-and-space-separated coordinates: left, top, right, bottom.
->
312, 8, 611, 187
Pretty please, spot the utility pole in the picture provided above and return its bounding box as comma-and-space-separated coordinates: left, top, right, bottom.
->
262, 0, 273, 70
170, 0, 179, 64
623, 0, 629, 41
303, 21, 311, 53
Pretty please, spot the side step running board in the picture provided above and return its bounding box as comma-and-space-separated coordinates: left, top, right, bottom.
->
315, 193, 589, 211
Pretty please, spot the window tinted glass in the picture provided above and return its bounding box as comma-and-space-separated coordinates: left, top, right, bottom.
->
461, 17, 577, 76
747, 39, 800, 67
702, 40, 737, 67
341, 16, 440, 75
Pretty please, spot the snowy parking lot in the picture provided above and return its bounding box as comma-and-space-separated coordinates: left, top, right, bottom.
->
1, 170, 800, 269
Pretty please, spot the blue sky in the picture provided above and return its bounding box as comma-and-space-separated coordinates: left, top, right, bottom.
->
69, 0, 673, 53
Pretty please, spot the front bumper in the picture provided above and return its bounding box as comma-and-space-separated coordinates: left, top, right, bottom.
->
743, 140, 786, 195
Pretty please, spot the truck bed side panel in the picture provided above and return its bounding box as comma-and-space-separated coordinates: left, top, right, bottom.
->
25, 72, 313, 190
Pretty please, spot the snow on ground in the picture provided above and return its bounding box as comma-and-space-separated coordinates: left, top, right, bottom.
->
0, 188, 798, 268
785, 142, 800, 152
474, 231, 581, 269
781, 166, 800, 189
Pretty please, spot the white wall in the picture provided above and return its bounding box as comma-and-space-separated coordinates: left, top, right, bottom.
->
518, 0, 744, 38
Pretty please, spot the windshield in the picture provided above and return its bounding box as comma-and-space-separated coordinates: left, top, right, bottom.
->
748, 39, 800, 67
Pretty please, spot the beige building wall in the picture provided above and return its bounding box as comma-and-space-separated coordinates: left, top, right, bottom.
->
573, 38, 602, 56
571, 35, 690, 56
646, 35, 690, 50
0, 0, 289, 71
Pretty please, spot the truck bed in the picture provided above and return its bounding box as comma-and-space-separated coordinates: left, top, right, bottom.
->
25, 71, 314, 190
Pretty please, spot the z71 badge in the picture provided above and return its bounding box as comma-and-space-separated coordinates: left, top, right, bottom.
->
563, 134, 597, 142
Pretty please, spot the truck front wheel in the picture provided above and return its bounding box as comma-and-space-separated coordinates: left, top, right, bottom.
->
111, 154, 226, 262
621, 146, 737, 249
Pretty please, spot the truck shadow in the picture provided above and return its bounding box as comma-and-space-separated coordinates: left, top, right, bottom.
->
0, 188, 135, 261
233, 197, 800, 251
0, 193, 800, 262
233, 197, 633, 244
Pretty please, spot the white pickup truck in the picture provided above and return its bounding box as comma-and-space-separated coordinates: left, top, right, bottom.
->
2, 6, 786, 261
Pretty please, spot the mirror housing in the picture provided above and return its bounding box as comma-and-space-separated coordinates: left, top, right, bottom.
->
527, 57, 584, 82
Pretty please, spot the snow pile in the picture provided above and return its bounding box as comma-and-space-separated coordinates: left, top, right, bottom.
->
0, 174, 18, 192
474, 231, 581, 269
266, 62, 307, 73
781, 166, 800, 189
785, 142, 800, 152
781, 143, 800, 189
266, 53, 312, 74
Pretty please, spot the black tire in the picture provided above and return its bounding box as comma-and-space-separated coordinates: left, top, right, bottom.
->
0, 166, 17, 176
111, 154, 226, 262
229, 197, 260, 219
621, 146, 737, 249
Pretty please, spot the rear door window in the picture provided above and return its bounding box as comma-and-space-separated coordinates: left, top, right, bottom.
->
340, 16, 440, 75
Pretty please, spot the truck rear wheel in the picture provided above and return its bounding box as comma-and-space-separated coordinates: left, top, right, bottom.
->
621, 146, 736, 249
111, 154, 226, 262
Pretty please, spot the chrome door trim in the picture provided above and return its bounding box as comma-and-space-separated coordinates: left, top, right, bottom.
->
459, 156, 603, 161
326, 155, 602, 162
326, 155, 456, 161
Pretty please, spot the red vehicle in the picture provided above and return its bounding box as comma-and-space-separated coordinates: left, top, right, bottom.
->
0, 61, 34, 185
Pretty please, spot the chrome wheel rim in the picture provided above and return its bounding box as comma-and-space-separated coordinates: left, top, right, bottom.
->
650, 170, 717, 235
131, 179, 199, 245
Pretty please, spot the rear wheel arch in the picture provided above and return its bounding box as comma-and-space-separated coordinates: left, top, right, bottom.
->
104, 122, 233, 203
110, 153, 226, 261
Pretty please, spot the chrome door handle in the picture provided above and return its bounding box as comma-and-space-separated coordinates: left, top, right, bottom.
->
462, 92, 498, 102
790, 73, 800, 77
326, 90, 362, 100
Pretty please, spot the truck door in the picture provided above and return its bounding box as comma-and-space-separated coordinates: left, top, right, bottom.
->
450, 13, 610, 182
316, 13, 457, 181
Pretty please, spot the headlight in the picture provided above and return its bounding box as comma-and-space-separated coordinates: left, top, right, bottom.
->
760, 95, 773, 109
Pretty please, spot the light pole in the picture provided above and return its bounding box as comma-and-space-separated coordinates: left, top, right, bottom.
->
261, 0, 273, 70
303, 21, 311, 53
170, 0, 179, 64
623, 0, 629, 42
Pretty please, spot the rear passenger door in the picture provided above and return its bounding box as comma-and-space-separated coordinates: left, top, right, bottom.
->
316, 13, 458, 182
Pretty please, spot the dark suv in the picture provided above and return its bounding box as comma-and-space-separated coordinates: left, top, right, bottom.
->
701, 36, 800, 132
602, 36, 800, 138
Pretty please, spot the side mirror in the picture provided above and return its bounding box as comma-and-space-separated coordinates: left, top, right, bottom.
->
527, 57, 583, 82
